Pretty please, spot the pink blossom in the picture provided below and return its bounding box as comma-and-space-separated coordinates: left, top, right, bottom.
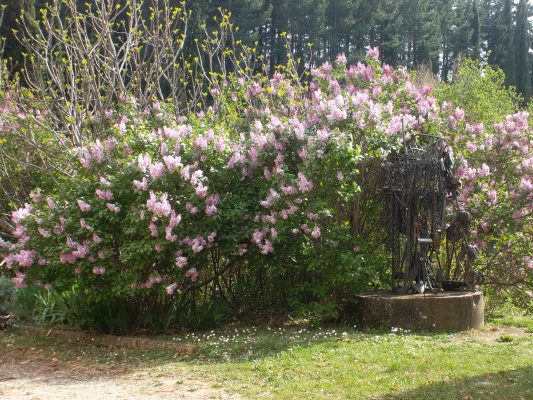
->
166, 282, 179, 295
478, 163, 490, 178
519, 176, 532, 191
181, 164, 192, 180
194, 136, 208, 150
252, 230, 266, 244
137, 154, 152, 173
261, 214, 276, 224
13, 224, 27, 238
247, 83, 263, 97
77, 199, 91, 212
133, 177, 149, 191
66, 235, 77, 248
165, 225, 177, 242
196, 182, 208, 199
487, 190, 497, 205
149, 162, 165, 179
260, 189, 280, 208
185, 268, 200, 282
96, 188, 114, 201
30, 189, 42, 202
206, 204, 217, 216
176, 256, 188, 268
260, 240, 274, 254
215, 138, 225, 152
307, 213, 318, 221
38, 227, 51, 238
168, 211, 182, 229
466, 141, 477, 152
78, 147, 93, 169
367, 46, 379, 60
92, 232, 102, 244
453, 107, 465, 121
191, 236, 206, 253
207, 231, 217, 243
99, 176, 111, 186
12, 204, 32, 223
311, 226, 321, 238
206, 194, 220, 207
147, 191, 171, 217
91, 139, 106, 163
46, 197, 57, 209
163, 155, 182, 173
327, 102, 346, 121
98, 250, 105, 259
104, 137, 116, 152
92, 266, 106, 275
160, 142, 168, 156
297, 172, 314, 193
106, 203, 121, 213
281, 185, 298, 195
53, 219, 65, 235
190, 169, 204, 185
238, 244, 248, 255
149, 221, 158, 237
264, 167, 272, 180
297, 147, 308, 159
59, 252, 76, 264
186, 202, 199, 215
12, 271, 26, 288
14, 249, 36, 267
300, 224, 311, 234
336, 52, 347, 64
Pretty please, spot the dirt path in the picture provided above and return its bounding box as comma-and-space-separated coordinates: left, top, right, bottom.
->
0, 338, 239, 400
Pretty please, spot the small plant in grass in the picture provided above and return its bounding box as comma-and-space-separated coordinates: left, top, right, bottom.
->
497, 335, 514, 343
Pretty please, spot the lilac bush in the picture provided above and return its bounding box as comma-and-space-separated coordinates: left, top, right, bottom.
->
1, 49, 531, 329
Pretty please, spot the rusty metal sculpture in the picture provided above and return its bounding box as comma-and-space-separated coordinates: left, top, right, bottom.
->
380, 136, 482, 294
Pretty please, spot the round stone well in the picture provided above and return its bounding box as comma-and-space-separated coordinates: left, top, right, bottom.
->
353, 291, 484, 331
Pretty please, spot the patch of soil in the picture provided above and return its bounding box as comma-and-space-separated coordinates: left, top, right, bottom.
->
0, 334, 239, 400
451, 325, 531, 344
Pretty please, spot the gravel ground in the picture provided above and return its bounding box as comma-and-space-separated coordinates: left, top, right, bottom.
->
0, 337, 238, 400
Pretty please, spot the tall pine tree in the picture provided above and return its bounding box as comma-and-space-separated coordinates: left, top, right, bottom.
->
514, 0, 530, 99
470, 0, 481, 60
0, 0, 36, 78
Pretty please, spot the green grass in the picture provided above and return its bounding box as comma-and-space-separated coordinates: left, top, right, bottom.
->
488, 314, 533, 332
2, 317, 532, 400
184, 326, 532, 399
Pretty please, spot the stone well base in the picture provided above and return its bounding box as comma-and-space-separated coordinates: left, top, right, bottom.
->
353, 291, 484, 331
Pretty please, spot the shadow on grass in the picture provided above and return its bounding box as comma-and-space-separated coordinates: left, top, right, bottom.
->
382, 365, 533, 400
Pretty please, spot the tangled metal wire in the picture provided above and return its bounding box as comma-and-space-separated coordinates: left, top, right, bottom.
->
380, 136, 482, 294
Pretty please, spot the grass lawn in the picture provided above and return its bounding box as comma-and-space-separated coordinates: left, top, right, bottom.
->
1, 315, 531, 399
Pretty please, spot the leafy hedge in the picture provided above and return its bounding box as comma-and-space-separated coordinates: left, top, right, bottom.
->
1, 52, 532, 331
